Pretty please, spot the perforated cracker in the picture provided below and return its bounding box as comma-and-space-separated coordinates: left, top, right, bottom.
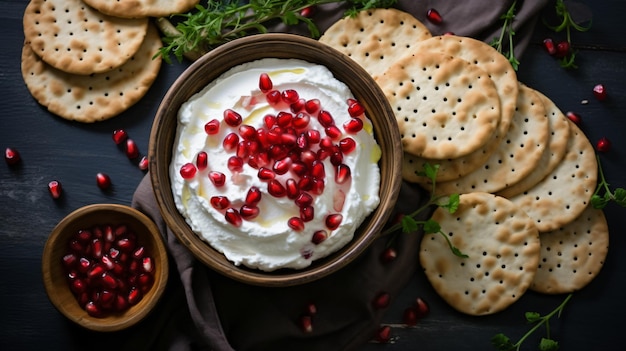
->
434, 84, 550, 195
420, 192, 540, 316
531, 205, 609, 294
82, 0, 200, 19
21, 23, 163, 122
319, 8, 432, 81
508, 121, 597, 232
379, 51, 501, 159
23, 0, 148, 75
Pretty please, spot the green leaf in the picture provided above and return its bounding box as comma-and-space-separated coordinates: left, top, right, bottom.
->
401, 216, 419, 233
491, 333, 514, 351
590, 194, 609, 209
525, 311, 541, 323
440, 193, 460, 214
613, 188, 626, 207
422, 219, 441, 234
539, 337, 560, 351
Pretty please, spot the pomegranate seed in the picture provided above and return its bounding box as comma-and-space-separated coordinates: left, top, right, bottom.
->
298, 175, 314, 191
311, 230, 327, 244
77, 257, 91, 273
180, 163, 197, 179
319, 136, 334, 150
317, 110, 335, 127
292, 112, 311, 129
330, 152, 343, 166
257, 167, 275, 180
375, 325, 392, 343
91, 239, 104, 258
125, 139, 139, 159
138, 273, 154, 293
593, 84, 607, 101
288, 217, 305, 231
325, 125, 343, 139
311, 178, 325, 195
244, 186, 262, 205
70, 279, 87, 294
286, 178, 300, 199
306, 129, 321, 144
347, 98, 365, 117
415, 297, 430, 319
210, 196, 230, 210
100, 255, 115, 270
204, 119, 220, 135
196, 151, 208, 171
281, 132, 298, 147
281, 89, 299, 104
269, 144, 288, 160
87, 264, 105, 279
299, 315, 313, 333
380, 247, 397, 264
236, 141, 250, 159
372, 291, 390, 309
85, 301, 103, 317
295, 192, 313, 208
112, 129, 128, 145
96, 172, 112, 190
101, 272, 118, 289
240, 204, 260, 220
268, 179, 286, 197
305, 99, 321, 114
343, 118, 363, 134
259, 73, 273, 93
114, 295, 129, 311
339, 137, 357, 154
554, 40, 570, 58
335, 164, 351, 184
426, 8, 443, 24
273, 157, 292, 175
127, 287, 142, 305
596, 137, 611, 152
62, 253, 78, 269
292, 161, 308, 176
290, 99, 306, 113
208, 171, 226, 187
311, 161, 325, 179
300, 206, 314, 222
300, 5, 316, 18
224, 208, 243, 226
403, 307, 418, 326
4, 147, 21, 166
224, 109, 242, 127
304, 302, 317, 316
239, 124, 257, 141
566, 111, 582, 125
48, 180, 63, 199
142, 257, 154, 273
138, 155, 149, 171
325, 214, 343, 230
266, 90, 281, 105
222, 132, 240, 151
228, 156, 244, 172
543, 38, 557, 55
132, 246, 145, 259
300, 150, 317, 166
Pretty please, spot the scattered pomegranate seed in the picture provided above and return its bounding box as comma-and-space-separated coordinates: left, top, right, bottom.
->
596, 137, 611, 152
301, 206, 315, 222
224, 109, 242, 127
592, 84, 607, 101
380, 247, 397, 264
295, 192, 313, 208
205, 119, 221, 135
288, 217, 305, 231
266, 90, 281, 105
125, 139, 139, 159
374, 325, 392, 343
96, 172, 112, 190
208, 171, 226, 187
257, 167, 275, 180
300, 5, 316, 18
227, 156, 244, 172
325, 214, 343, 230
258, 73, 273, 93
305, 99, 321, 114
414, 297, 430, 319
335, 164, 351, 184
299, 315, 313, 333
4, 147, 21, 166
138, 155, 149, 171
273, 157, 292, 175
347, 98, 365, 117
180, 163, 197, 179
48, 180, 63, 199
240, 204, 260, 220
245, 186, 262, 205
223, 133, 240, 152
311, 230, 327, 244
403, 307, 418, 326
317, 110, 335, 127
542, 38, 556, 55
281, 89, 300, 104
112, 129, 128, 145
339, 137, 357, 154
372, 291, 390, 309
566, 111, 582, 125
268, 179, 286, 197
286, 178, 300, 199
426, 8, 443, 24
290, 99, 306, 113
210, 196, 231, 210
343, 118, 364, 134
224, 208, 243, 226
554, 40, 570, 58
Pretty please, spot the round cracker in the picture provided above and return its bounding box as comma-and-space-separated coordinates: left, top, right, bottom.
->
21, 23, 163, 122
420, 192, 540, 316
531, 205, 609, 294
497, 89, 571, 198
508, 120, 598, 232
319, 8, 432, 81
23, 0, 148, 75
379, 51, 501, 159
434, 84, 550, 195
82, 0, 199, 19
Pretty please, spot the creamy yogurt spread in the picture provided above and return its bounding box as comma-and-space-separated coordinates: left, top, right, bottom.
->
170, 58, 381, 271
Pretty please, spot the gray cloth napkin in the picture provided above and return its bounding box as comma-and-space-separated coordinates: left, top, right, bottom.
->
130, 1, 549, 350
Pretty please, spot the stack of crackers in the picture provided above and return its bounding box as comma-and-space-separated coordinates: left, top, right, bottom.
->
320, 8, 608, 316
20, 0, 199, 122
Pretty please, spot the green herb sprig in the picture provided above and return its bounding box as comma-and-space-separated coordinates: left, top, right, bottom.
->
544, 0, 592, 69
490, 1, 519, 70
591, 155, 626, 209
381, 163, 466, 258
492, 293, 573, 351
156, 0, 397, 63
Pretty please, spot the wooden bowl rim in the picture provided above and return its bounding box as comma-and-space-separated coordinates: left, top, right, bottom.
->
149, 33, 402, 287
41, 203, 169, 332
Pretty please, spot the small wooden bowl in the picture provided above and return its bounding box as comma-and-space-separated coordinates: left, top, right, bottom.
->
149, 33, 402, 287
42, 204, 169, 332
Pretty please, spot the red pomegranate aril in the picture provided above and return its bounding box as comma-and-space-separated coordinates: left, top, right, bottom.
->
295, 192, 313, 208
204, 119, 221, 135
415, 297, 430, 319
125, 139, 139, 159
142, 257, 154, 273
301, 206, 314, 222
267, 127, 283, 145
281, 132, 298, 147
240, 204, 260, 220
311, 230, 327, 245
317, 110, 335, 127
138, 155, 149, 171
403, 307, 418, 326
116, 238, 135, 253
4, 147, 21, 166
70, 278, 87, 294
292, 161, 308, 176
77, 229, 93, 243
259, 73, 273, 93
112, 129, 128, 145
325, 214, 343, 230
269, 144, 288, 160
87, 264, 105, 279
380, 247, 397, 264
223, 132, 240, 151
311, 161, 326, 179
266, 90, 282, 105
210, 196, 230, 210
335, 164, 351, 184
180, 163, 197, 179
298, 175, 314, 191
566, 111, 582, 125
596, 137, 611, 152
85, 301, 103, 317
245, 186, 262, 205
311, 177, 325, 195
281, 89, 300, 104
290, 99, 306, 113
347, 98, 365, 117
236, 141, 250, 159
239, 124, 257, 141
96, 172, 112, 190
101, 272, 118, 289
372, 291, 390, 309
91, 238, 103, 258
296, 133, 309, 150
138, 273, 154, 293
593, 84, 607, 101
543, 38, 557, 55
286, 178, 300, 199
100, 254, 115, 270
292, 112, 311, 129
209, 171, 226, 187
300, 5, 316, 18
48, 180, 63, 199
62, 253, 78, 269
305, 98, 321, 114
339, 137, 357, 154
299, 315, 313, 333
264, 115, 277, 129
300, 150, 317, 166
426, 8, 443, 24
228, 156, 244, 172
195, 151, 208, 171
114, 295, 129, 311
224, 208, 243, 227
319, 136, 334, 150
78, 257, 91, 273
224, 109, 242, 127
288, 217, 305, 231
257, 167, 275, 180
330, 152, 343, 166
325, 125, 342, 139
127, 287, 142, 306
273, 157, 292, 175
100, 289, 116, 305
132, 246, 145, 260
554, 40, 570, 58
306, 129, 321, 144
343, 118, 364, 134
268, 179, 287, 197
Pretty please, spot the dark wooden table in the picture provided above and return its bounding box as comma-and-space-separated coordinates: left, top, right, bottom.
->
2, 1, 625, 350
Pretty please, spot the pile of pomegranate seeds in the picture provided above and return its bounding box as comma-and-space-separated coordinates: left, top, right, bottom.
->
179, 73, 367, 250
61, 223, 156, 317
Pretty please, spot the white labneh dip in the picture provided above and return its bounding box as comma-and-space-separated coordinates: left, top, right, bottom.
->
170, 58, 381, 271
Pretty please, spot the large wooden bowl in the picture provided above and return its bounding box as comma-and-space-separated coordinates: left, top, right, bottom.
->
41, 204, 169, 332
149, 33, 402, 287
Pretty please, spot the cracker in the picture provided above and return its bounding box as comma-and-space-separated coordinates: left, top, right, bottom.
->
21, 23, 163, 122
379, 51, 501, 159
433, 83, 550, 195
23, 0, 148, 75
319, 8, 432, 81
420, 192, 540, 316
82, 0, 200, 19
508, 121, 597, 232
531, 205, 609, 294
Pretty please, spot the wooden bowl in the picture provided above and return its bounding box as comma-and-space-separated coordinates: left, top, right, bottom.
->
42, 204, 169, 332
149, 33, 402, 287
